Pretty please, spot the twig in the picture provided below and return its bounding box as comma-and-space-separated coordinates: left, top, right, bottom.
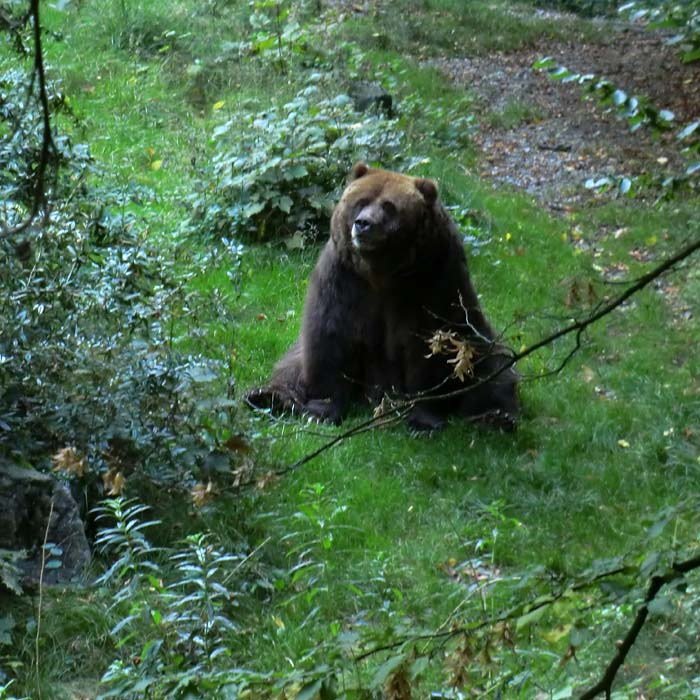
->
353, 562, 631, 663
578, 553, 700, 700
34, 499, 54, 699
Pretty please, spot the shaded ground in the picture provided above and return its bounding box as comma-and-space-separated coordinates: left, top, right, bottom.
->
431, 20, 700, 209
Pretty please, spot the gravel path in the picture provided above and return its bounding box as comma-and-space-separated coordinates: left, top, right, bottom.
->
429, 23, 700, 208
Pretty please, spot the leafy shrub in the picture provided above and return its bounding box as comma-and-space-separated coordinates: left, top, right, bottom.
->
0, 198, 246, 491
0, 68, 91, 208
187, 78, 405, 241
248, 0, 315, 71
94, 498, 261, 699
0, 65, 247, 490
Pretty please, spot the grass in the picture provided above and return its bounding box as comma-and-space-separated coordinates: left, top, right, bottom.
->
2, 0, 700, 698
339, 0, 603, 58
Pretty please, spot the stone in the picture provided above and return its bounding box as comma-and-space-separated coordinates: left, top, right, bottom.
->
348, 81, 393, 116
0, 463, 90, 589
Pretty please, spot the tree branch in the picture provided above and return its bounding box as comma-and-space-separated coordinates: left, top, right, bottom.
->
1, 0, 56, 240
353, 561, 632, 663
578, 553, 700, 700
418, 234, 700, 407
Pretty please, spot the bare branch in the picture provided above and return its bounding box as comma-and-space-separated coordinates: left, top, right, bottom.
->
579, 553, 700, 700
1, 0, 56, 240
413, 234, 700, 407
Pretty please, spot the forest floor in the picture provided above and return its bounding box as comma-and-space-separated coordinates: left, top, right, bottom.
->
430, 13, 700, 212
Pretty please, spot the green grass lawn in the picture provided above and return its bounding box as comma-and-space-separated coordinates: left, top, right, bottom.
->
2, 1, 700, 699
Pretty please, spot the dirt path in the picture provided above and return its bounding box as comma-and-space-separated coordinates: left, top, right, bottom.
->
430, 20, 700, 210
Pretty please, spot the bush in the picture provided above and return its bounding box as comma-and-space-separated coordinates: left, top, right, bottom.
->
0, 68, 91, 209
187, 78, 405, 241
0, 199, 246, 491
0, 63, 248, 493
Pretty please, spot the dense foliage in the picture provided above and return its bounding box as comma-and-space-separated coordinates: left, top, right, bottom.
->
188, 79, 404, 241
0, 66, 246, 494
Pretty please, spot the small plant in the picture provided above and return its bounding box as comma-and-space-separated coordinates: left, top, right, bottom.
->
94, 498, 257, 699
248, 0, 311, 72
187, 78, 404, 241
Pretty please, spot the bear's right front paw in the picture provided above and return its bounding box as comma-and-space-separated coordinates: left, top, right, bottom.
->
407, 405, 445, 432
304, 399, 343, 425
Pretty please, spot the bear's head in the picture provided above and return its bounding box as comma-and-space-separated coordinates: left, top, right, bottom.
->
330, 162, 440, 270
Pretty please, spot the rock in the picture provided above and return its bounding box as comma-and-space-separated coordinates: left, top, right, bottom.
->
0, 463, 90, 589
348, 81, 393, 116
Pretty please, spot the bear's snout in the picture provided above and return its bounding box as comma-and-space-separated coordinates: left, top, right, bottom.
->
354, 217, 373, 233
351, 217, 381, 249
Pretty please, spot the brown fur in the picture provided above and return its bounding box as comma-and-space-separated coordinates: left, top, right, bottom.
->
246, 162, 518, 431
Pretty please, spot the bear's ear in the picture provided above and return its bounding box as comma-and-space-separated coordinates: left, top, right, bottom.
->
415, 178, 438, 205
349, 161, 370, 181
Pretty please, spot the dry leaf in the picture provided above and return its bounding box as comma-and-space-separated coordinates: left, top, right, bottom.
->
447, 343, 475, 381
385, 666, 411, 700
103, 468, 126, 495
224, 435, 251, 454
256, 470, 279, 490
191, 480, 217, 507
52, 447, 87, 478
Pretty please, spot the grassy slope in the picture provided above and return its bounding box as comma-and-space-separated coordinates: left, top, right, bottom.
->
4, 0, 700, 696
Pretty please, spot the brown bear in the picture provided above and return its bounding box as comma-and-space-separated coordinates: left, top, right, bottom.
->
246, 162, 518, 431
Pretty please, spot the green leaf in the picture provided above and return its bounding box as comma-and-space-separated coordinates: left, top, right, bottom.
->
0, 614, 15, 646
296, 679, 323, 700
648, 595, 674, 617
242, 201, 266, 218
0, 551, 24, 595
277, 196, 294, 214
532, 56, 556, 70
371, 654, 406, 688
682, 48, 700, 63
284, 165, 309, 180
678, 121, 700, 140
613, 89, 627, 107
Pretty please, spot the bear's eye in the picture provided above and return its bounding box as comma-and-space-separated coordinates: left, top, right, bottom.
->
381, 200, 397, 216
354, 198, 370, 212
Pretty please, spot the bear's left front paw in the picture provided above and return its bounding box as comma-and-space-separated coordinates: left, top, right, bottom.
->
475, 409, 517, 433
